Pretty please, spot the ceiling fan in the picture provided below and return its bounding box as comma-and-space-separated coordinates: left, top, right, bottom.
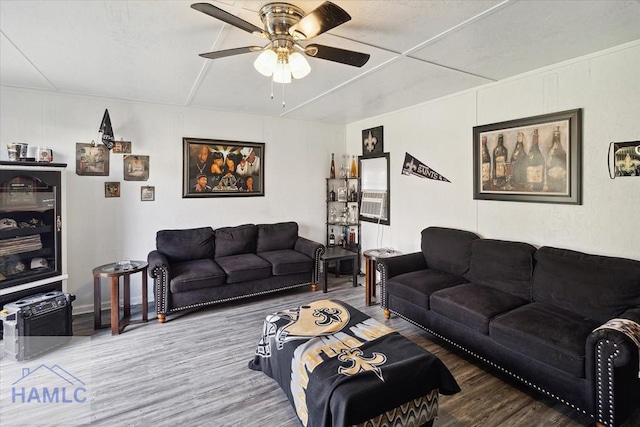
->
191, 1, 371, 84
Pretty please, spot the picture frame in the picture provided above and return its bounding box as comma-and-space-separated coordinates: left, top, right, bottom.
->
123, 155, 149, 181
362, 126, 383, 157
76, 143, 110, 176
183, 137, 264, 198
105, 182, 120, 198
141, 186, 155, 201
473, 109, 582, 205
113, 140, 132, 153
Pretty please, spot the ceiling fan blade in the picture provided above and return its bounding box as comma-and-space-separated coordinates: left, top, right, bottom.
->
290, 1, 351, 40
199, 46, 262, 60
191, 3, 266, 37
305, 44, 370, 67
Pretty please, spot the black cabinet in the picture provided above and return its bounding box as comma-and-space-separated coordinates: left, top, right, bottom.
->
0, 162, 67, 302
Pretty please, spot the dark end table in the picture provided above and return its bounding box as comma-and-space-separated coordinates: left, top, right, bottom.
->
320, 247, 358, 293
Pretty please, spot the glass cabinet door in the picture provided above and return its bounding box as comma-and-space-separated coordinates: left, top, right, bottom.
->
0, 170, 62, 291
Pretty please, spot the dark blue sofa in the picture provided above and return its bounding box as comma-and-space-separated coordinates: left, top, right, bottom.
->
148, 221, 325, 323
379, 226, 640, 426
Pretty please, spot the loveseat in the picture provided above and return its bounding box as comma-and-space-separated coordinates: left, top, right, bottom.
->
379, 226, 640, 426
147, 221, 325, 323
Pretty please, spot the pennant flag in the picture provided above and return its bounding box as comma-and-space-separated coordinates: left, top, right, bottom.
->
402, 152, 451, 183
99, 109, 115, 150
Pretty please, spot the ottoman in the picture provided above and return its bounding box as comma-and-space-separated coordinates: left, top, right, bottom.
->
249, 299, 460, 427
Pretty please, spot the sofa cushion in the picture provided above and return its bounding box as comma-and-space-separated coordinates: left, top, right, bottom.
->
256, 222, 298, 253
214, 224, 257, 258
490, 302, 601, 378
421, 227, 479, 276
215, 253, 272, 283
465, 239, 536, 300
532, 246, 640, 323
258, 249, 313, 276
156, 227, 214, 262
169, 259, 226, 293
430, 284, 529, 334
386, 269, 469, 309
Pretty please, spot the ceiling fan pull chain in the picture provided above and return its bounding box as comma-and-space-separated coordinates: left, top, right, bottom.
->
282, 82, 286, 108
270, 77, 274, 100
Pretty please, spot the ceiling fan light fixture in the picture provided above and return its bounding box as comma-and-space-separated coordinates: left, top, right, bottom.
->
289, 51, 311, 79
254, 49, 278, 76
273, 61, 292, 84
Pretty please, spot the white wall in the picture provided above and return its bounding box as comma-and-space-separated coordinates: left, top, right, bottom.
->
1, 89, 344, 312
348, 42, 640, 262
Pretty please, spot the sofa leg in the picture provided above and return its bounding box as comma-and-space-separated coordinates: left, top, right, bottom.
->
384, 309, 390, 319
157, 313, 166, 323
311, 283, 317, 292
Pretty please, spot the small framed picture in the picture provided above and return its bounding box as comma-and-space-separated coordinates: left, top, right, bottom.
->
141, 186, 155, 201
124, 155, 150, 181
76, 143, 110, 176
105, 182, 120, 198
113, 140, 132, 153
337, 187, 348, 202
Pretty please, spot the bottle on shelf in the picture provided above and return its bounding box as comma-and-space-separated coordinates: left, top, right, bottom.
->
349, 227, 356, 245
492, 134, 508, 189
526, 128, 545, 191
349, 185, 357, 202
481, 135, 491, 189
510, 131, 527, 190
330, 153, 336, 179
546, 126, 567, 192
329, 228, 336, 246
329, 185, 336, 202
350, 155, 358, 178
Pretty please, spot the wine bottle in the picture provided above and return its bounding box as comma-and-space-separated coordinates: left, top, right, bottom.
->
329, 185, 336, 202
492, 134, 508, 188
349, 185, 357, 202
329, 228, 335, 246
546, 126, 567, 192
350, 155, 358, 178
481, 135, 491, 189
330, 153, 336, 179
510, 131, 527, 189
526, 129, 545, 191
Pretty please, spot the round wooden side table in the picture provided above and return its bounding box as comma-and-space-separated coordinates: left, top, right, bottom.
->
93, 261, 148, 335
363, 249, 401, 306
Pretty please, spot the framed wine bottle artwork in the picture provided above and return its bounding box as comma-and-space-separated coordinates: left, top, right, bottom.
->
473, 109, 582, 205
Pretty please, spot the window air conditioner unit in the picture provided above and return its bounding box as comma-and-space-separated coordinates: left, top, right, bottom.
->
360, 191, 386, 219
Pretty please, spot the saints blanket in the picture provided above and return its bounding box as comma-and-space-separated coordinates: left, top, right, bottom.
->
248, 299, 460, 427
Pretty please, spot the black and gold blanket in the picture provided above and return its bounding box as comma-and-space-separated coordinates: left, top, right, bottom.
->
248, 299, 460, 427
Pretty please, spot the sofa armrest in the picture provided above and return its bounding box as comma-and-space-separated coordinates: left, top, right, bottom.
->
294, 236, 325, 259
294, 237, 326, 285
377, 252, 427, 311
147, 250, 171, 322
587, 313, 640, 426
377, 252, 427, 280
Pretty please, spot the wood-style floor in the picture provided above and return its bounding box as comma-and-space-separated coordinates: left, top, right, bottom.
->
3, 276, 600, 426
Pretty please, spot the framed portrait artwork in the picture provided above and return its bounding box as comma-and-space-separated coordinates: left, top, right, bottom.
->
182, 137, 264, 198
76, 143, 110, 176
141, 186, 155, 201
113, 140, 132, 153
473, 109, 582, 205
105, 182, 120, 198
123, 155, 149, 181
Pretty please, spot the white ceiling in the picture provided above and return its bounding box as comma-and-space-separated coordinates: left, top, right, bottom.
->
1, 0, 639, 124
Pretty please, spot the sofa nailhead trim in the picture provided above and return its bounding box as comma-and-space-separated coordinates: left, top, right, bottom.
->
388, 309, 593, 419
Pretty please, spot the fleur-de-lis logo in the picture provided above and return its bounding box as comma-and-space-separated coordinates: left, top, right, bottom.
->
313, 307, 342, 326
364, 131, 377, 152
337, 348, 387, 381
403, 159, 417, 175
